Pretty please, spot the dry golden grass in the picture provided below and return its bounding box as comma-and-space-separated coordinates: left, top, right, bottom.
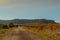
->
21, 23, 60, 40
0, 27, 16, 36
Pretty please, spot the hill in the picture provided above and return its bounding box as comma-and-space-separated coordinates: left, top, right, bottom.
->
0, 19, 56, 24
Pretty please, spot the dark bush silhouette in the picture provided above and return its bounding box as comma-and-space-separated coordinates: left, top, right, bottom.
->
8, 22, 14, 28
2, 25, 9, 29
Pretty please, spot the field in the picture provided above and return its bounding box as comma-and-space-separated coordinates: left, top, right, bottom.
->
0, 23, 60, 40
0, 22, 17, 36
20, 23, 60, 40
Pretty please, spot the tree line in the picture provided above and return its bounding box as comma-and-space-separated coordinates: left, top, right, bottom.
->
0, 22, 18, 29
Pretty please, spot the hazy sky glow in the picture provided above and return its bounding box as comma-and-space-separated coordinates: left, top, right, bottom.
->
0, 0, 60, 22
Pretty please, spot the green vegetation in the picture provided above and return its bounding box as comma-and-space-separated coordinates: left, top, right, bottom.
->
0, 22, 18, 36
8, 22, 15, 28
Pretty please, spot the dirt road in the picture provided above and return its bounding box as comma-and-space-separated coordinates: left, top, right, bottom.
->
0, 27, 42, 40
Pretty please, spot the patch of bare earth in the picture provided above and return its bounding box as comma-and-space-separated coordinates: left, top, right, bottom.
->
0, 27, 42, 40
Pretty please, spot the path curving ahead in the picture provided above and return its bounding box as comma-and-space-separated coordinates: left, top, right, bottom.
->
0, 27, 42, 40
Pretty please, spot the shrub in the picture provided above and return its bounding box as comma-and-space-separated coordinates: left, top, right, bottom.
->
8, 22, 14, 28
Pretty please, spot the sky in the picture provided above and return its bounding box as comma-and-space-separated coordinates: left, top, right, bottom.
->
0, 0, 60, 22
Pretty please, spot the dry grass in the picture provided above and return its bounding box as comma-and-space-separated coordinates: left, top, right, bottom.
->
21, 23, 60, 40
0, 27, 16, 36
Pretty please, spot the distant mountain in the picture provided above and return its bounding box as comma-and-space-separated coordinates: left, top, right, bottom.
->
0, 19, 56, 24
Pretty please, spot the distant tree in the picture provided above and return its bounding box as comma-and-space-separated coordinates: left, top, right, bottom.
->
8, 22, 14, 28
2, 25, 9, 29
